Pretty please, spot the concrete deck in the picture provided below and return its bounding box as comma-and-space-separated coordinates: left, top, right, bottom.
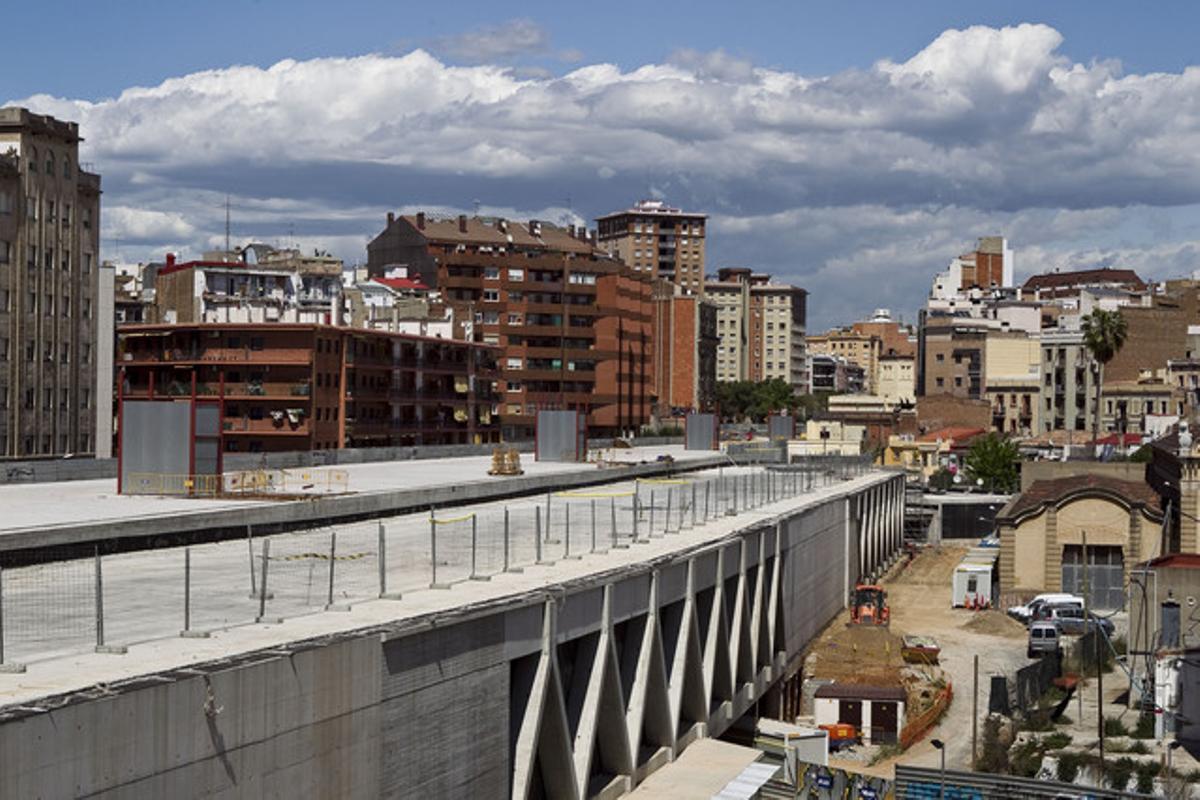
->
627, 738, 766, 798
0, 466, 886, 714
0, 445, 726, 552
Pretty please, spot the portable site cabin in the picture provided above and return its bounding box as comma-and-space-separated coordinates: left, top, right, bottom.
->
951, 546, 999, 608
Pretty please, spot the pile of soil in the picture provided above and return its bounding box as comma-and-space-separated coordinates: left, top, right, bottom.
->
808, 623, 906, 686
963, 610, 1027, 639
890, 544, 971, 586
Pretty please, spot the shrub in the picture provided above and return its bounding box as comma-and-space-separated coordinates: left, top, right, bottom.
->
1135, 762, 1160, 795
1132, 713, 1156, 739
1106, 757, 1136, 791
1103, 716, 1129, 737
1043, 732, 1072, 750
1057, 752, 1084, 783
1010, 738, 1044, 778
975, 717, 1009, 774
1128, 740, 1149, 755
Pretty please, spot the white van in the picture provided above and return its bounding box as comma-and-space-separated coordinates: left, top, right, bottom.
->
1027, 622, 1062, 659
1008, 593, 1084, 625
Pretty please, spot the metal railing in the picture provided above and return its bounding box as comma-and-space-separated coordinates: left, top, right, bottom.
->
0, 462, 870, 671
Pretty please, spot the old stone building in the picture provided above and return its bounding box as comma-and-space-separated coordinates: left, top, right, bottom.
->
0, 108, 101, 457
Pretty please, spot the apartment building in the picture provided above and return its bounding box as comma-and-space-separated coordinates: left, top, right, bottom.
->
704, 267, 807, 389
0, 108, 101, 458
595, 200, 706, 295
116, 323, 499, 452
917, 314, 989, 399
807, 330, 882, 392
983, 331, 1041, 436
650, 283, 718, 414
366, 213, 654, 438
1039, 330, 1098, 434
876, 354, 916, 406
153, 251, 343, 326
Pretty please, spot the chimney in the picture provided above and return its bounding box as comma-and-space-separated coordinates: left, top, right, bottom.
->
568, 224, 576, 238
416, 212, 426, 230
387, 211, 395, 226
458, 214, 468, 233
166, 253, 176, 268
529, 219, 541, 237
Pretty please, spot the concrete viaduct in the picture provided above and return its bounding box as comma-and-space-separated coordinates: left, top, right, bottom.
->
0, 471, 905, 799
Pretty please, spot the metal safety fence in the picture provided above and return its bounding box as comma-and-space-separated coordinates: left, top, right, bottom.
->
0, 461, 861, 671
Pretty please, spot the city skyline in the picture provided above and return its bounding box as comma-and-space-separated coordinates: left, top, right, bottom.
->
7, 9, 1200, 329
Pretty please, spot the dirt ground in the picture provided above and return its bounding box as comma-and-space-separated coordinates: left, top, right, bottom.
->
810, 543, 1033, 776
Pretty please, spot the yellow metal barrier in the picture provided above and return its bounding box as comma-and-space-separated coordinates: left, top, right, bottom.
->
125, 473, 222, 496
431, 512, 476, 525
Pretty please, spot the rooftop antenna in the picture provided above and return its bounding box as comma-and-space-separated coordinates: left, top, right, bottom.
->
224, 195, 231, 253
473, 199, 481, 216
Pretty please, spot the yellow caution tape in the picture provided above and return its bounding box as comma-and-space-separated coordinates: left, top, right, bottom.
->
554, 489, 637, 498
637, 477, 693, 485
431, 512, 477, 524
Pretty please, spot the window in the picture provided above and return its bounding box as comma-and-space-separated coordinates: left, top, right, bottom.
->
45, 248, 54, 270
482, 289, 499, 302
83, 208, 92, 229
507, 268, 524, 281
935, 377, 945, 388
63, 160, 71, 179
506, 381, 521, 392
27, 148, 37, 173
81, 343, 90, 364
250, 337, 264, 351
83, 253, 92, 272
507, 313, 521, 325
24, 389, 33, 409
0, 240, 8, 263
82, 299, 90, 318
483, 266, 500, 280
46, 200, 55, 222
45, 152, 54, 175
506, 357, 523, 369
44, 389, 53, 410
81, 389, 90, 409
0, 192, 11, 214
62, 203, 70, 225
955, 377, 963, 387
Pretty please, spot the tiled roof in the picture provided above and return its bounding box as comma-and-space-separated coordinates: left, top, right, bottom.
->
1000, 475, 1161, 521
373, 277, 429, 291
814, 683, 906, 701
1143, 553, 1200, 569
1022, 267, 1146, 292
917, 426, 987, 444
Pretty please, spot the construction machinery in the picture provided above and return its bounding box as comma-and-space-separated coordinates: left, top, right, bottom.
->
849, 583, 890, 626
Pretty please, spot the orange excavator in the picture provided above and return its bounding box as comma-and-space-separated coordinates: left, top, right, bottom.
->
849, 584, 890, 626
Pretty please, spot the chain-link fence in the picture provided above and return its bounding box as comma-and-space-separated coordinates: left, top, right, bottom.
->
0, 462, 867, 670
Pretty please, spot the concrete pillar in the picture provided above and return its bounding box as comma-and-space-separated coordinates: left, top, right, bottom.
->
1044, 506, 1061, 592
1127, 509, 1141, 590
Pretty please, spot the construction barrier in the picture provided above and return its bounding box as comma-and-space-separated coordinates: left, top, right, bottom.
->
225, 468, 350, 495
899, 682, 953, 750
123, 472, 223, 497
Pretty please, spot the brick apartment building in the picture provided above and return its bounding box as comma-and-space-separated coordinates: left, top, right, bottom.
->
705, 268, 807, 389
595, 199, 706, 295
0, 108, 102, 458
650, 283, 718, 415
366, 213, 654, 438
116, 323, 499, 452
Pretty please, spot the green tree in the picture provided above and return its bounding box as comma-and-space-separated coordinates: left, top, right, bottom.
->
715, 379, 808, 422
1081, 309, 1128, 452
965, 433, 1020, 493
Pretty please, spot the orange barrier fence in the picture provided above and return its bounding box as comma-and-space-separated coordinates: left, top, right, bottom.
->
900, 682, 953, 750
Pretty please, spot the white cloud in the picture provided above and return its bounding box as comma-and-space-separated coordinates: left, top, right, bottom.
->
12, 23, 1200, 326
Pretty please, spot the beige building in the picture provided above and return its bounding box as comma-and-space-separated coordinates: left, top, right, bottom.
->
984, 330, 1041, 436
876, 354, 915, 406
807, 330, 883, 392
1039, 330, 1099, 435
996, 473, 1163, 608
0, 108, 101, 458
596, 199, 706, 295
704, 268, 807, 389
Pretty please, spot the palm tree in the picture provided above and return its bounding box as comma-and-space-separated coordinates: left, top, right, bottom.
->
1081, 309, 1128, 454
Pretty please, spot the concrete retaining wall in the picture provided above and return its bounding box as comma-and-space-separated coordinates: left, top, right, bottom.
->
0, 474, 906, 799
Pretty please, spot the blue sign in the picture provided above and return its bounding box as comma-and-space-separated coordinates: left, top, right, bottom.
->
816, 775, 833, 789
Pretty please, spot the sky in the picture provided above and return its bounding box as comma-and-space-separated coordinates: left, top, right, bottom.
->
6, 1, 1200, 330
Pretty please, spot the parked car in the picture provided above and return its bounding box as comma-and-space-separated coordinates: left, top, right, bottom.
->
1008, 593, 1084, 625
1028, 621, 1063, 659
1037, 605, 1115, 636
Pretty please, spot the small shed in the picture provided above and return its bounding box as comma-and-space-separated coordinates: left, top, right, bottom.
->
812, 683, 907, 746
952, 546, 999, 608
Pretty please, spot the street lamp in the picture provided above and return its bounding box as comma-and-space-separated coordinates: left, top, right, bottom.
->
931, 739, 946, 800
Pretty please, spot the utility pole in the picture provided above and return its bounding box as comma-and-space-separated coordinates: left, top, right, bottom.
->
972, 653, 979, 768
224, 195, 231, 254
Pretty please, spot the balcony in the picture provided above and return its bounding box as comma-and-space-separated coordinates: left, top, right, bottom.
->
121, 347, 313, 365
223, 417, 309, 435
